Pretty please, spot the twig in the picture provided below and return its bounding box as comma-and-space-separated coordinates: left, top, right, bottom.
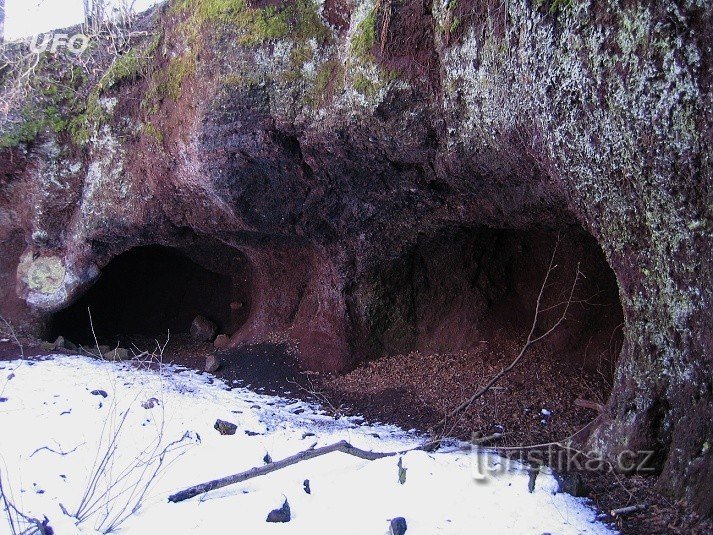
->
30, 443, 83, 458
168, 439, 445, 503
0, 316, 23, 359
437, 237, 581, 428
611, 503, 647, 517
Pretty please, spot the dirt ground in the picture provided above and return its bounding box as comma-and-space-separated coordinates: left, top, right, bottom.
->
1, 335, 710, 535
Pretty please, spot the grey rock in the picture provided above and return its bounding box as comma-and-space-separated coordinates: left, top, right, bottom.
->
390, 517, 407, 535
105, 347, 130, 361
205, 354, 221, 373
266, 499, 290, 523
190, 316, 218, 342
214, 419, 238, 435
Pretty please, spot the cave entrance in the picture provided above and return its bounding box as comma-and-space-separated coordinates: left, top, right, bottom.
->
51, 245, 244, 346
340, 226, 626, 444
369, 226, 625, 384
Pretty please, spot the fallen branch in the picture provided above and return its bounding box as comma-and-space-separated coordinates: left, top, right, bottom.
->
610, 503, 647, 517
168, 439, 441, 503
437, 237, 581, 428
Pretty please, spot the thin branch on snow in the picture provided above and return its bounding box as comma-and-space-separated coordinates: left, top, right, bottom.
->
168, 439, 450, 503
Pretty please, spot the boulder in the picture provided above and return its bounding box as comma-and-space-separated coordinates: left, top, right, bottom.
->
190, 316, 218, 342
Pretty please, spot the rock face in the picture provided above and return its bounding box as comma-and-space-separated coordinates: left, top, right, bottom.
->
0, 0, 711, 516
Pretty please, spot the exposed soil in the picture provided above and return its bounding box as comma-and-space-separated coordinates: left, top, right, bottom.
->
1, 335, 710, 534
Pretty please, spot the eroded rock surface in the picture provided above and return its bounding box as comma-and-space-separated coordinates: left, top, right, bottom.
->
0, 0, 710, 516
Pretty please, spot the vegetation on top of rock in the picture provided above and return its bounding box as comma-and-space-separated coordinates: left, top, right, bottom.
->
0, 28, 161, 149
173, 0, 330, 46
0, 57, 88, 149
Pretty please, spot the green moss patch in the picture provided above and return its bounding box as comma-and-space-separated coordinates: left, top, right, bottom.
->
173, 0, 329, 46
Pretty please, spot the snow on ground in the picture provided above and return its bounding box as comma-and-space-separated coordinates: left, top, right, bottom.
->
0, 355, 614, 534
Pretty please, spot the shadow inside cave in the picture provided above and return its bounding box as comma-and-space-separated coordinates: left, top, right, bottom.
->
50, 245, 244, 347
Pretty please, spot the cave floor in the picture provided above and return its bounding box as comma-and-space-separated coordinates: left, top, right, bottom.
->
1, 337, 710, 534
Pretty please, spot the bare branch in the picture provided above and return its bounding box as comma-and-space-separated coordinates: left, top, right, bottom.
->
436, 237, 582, 428
168, 438, 448, 503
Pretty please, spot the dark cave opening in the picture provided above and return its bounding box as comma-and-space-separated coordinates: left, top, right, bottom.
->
365, 226, 625, 382
50, 245, 244, 346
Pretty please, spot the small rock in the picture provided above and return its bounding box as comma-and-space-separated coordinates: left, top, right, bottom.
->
0, 397, 8, 403
190, 316, 218, 342
213, 334, 230, 349
105, 348, 130, 361
266, 499, 291, 523
53, 336, 77, 351
205, 354, 221, 373
263, 453, 272, 464
244, 430, 261, 436
40, 341, 55, 352
214, 419, 238, 435
91, 390, 108, 398
98, 345, 111, 355
390, 517, 407, 535
303, 479, 311, 494
141, 398, 159, 409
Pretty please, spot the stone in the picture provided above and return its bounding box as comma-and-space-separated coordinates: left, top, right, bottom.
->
266, 499, 291, 523
213, 419, 237, 435
141, 397, 159, 409
91, 389, 108, 398
205, 354, 221, 373
190, 316, 218, 342
303, 479, 311, 494
390, 517, 407, 535
105, 348, 130, 361
213, 334, 230, 349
